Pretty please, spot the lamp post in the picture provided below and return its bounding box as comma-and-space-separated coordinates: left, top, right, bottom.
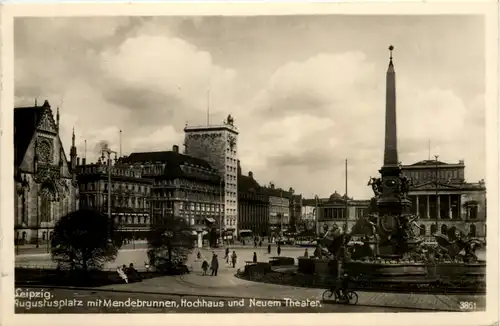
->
314, 195, 319, 237
219, 178, 223, 245
101, 147, 117, 223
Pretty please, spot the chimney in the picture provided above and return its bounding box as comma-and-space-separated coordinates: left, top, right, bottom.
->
82, 158, 86, 166
248, 171, 253, 179
173, 145, 179, 153
77, 157, 80, 166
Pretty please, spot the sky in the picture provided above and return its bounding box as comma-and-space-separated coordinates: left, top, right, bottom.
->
14, 15, 486, 199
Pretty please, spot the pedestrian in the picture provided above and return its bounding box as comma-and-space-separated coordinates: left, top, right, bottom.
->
277, 245, 281, 256
202, 259, 209, 276
253, 252, 257, 263
267, 243, 271, 255
117, 266, 128, 284
304, 248, 309, 258
259, 240, 262, 247
225, 247, 230, 259
254, 240, 257, 248
211, 253, 219, 276
197, 250, 202, 260
231, 251, 237, 268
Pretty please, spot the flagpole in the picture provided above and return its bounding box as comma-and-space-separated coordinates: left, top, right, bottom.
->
435, 155, 439, 234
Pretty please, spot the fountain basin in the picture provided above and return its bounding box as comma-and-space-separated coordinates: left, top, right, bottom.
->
344, 261, 427, 277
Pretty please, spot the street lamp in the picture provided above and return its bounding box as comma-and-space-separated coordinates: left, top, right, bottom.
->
101, 147, 117, 223
219, 178, 223, 245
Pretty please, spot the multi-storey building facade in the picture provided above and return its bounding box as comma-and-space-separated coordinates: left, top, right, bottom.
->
184, 115, 239, 235
300, 198, 319, 232
123, 145, 224, 242
262, 184, 292, 236
315, 192, 370, 235
76, 158, 153, 240
402, 159, 486, 239
14, 100, 79, 246
289, 193, 302, 231
237, 161, 270, 236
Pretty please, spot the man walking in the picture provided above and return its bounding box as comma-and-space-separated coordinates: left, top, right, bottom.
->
211, 253, 219, 276
231, 251, 238, 268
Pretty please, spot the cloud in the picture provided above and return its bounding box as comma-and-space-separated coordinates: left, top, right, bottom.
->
239, 51, 485, 198
14, 16, 486, 199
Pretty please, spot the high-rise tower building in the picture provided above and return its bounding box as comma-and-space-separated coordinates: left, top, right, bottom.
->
184, 115, 239, 235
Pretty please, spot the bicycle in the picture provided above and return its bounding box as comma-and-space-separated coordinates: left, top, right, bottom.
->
321, 288, 359, 305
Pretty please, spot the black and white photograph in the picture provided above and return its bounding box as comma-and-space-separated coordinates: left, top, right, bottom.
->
1, 2, 498, 324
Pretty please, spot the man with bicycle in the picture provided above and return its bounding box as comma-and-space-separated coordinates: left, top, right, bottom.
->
334, 272, 351, 301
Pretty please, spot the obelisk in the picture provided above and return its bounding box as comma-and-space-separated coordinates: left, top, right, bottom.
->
384, 45, 398, 167
377, 45, 411, 213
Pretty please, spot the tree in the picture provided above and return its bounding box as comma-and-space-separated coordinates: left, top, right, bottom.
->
147, 217, 196, 270
51, 209, 120, 271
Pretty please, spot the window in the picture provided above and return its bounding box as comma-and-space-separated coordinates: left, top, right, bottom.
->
430, 224, 437, 235
440, 224, 448, 235
469, 224, 476, 237
419, 224, 426, 236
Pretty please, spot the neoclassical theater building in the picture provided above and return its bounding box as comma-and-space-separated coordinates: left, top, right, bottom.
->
14, 100, 79, 245
402, 159, 486, 240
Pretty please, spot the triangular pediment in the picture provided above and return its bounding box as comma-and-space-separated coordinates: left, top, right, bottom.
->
412, 181, 461, 190
37, 108, 57, 134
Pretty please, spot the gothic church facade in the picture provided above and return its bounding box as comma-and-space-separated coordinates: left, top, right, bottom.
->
14, 100, 79, 245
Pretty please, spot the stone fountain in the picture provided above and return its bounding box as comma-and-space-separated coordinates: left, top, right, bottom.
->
333, 46, 485, 290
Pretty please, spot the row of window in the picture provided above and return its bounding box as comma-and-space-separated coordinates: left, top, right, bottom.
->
226, 217, 237, 226
179, 202, 223, 212
404, 169, 463, 182
114, 215, 149, 225
80, 195, 150, 210
80, 182, 150, 194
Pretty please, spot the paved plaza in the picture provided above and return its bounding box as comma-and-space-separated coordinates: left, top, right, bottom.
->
15, 247, 486, 313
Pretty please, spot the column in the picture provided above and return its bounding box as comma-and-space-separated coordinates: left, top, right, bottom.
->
426, 195, 430, 219
437, 195, 441, 220
415, 196, 420, 215
197, 232, 203, 248
448, 195, 452, 220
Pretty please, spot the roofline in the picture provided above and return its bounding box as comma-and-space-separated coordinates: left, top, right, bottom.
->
184, 125, 239, 135
402, 164, 465, 169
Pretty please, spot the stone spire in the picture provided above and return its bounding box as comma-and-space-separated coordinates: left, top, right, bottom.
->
70, 128, 77, 169
383, 45, 398, 166
56, 107, 60, 132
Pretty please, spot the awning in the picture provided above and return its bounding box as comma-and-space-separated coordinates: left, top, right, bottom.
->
205, 217, 216, 223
